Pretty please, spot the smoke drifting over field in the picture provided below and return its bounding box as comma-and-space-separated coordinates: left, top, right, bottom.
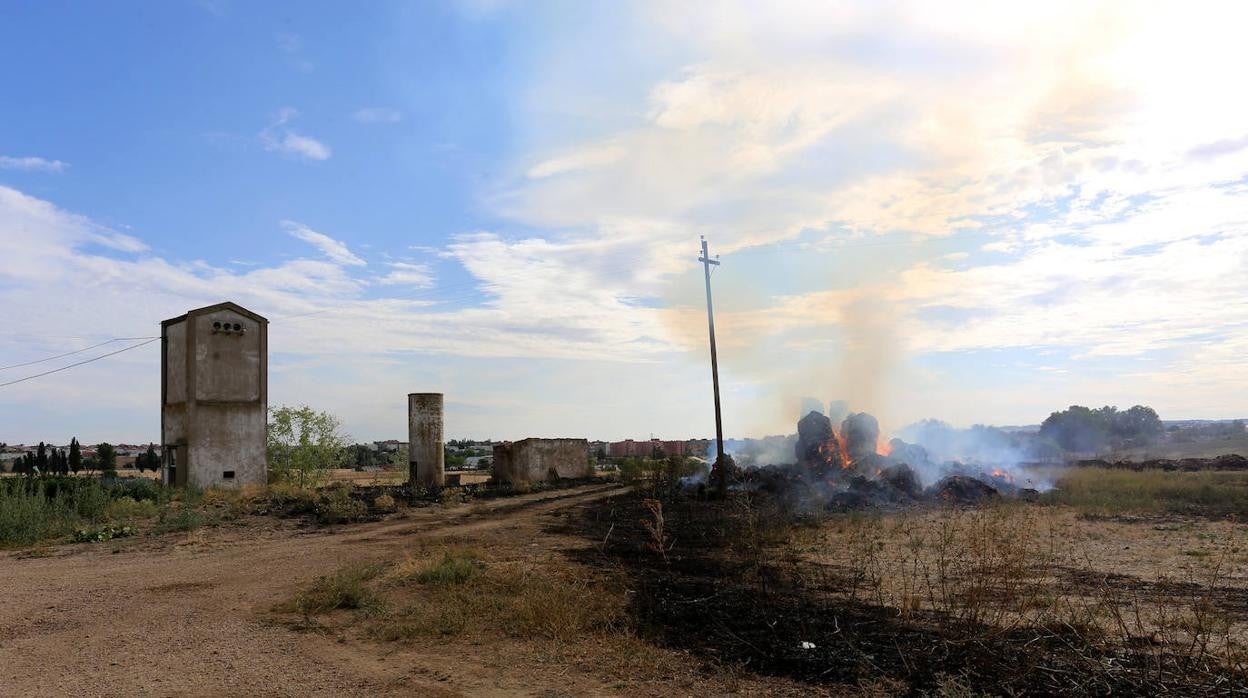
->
717, 398, 1054, 494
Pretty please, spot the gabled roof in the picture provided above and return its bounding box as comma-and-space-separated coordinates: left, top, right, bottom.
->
162, 301, 269, 327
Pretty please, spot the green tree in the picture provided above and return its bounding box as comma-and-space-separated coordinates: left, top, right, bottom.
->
267, 405, 349, 486
69, 438, 82, 474
96, 443, 117, 474
139, 444, 159, 472
389, 445, 409, 471
1111, 405, 1164, 445
35, 442, 48, 471
1040, 406, 1111, 452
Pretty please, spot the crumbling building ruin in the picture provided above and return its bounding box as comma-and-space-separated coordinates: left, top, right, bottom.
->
492, 438, 591, 485
408, 392, 445, 489
161, 301, 268, 488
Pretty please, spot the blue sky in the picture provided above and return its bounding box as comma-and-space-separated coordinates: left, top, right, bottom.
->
2, 1, 1247, 444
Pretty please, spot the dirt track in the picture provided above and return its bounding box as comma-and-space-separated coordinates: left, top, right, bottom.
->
0, 484, 628, 697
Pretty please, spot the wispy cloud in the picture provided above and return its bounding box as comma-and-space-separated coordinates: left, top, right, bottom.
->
377, 261, 434, 287
260, 108, 331, 161
276, 32, 314, 72
0, 155, 68, 172
352, 107, 402, 124
527, 143, 625, 178
282, 220, 365, 266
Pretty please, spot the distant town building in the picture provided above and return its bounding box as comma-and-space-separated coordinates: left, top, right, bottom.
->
373, 439, 406, 453
606, 438, 710, 458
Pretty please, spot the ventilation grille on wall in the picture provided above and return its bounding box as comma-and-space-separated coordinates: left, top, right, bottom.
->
211, 321, 246, 334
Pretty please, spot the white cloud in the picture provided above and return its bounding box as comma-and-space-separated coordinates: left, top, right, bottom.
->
8, 2, 1248, 439
377, 261, 433, 287
260, 108, 331, 161
282, 220, 366, 267
528, 143, 626, 178
0, 155, 68, 172
483, 0, 1248, 428
352, 108, 402, 124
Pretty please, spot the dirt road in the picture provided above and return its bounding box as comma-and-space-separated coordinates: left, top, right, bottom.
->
0, 484, 628, 697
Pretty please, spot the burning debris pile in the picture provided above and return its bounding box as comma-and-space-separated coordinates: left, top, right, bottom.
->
742, 410, 1039, 509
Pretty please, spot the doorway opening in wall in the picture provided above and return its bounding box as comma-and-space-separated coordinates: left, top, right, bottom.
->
222, 470, 235, 480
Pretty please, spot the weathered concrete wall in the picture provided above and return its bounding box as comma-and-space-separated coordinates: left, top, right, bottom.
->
165, 320, 187, 404
408, 393, 444, 489
161, 302, 268, 489
193, 310, 262, 402
188, 404, 266, 488
492, 438, 591, 485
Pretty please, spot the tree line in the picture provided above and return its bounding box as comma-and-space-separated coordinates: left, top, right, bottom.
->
1039, 404, 1164, 453
9, 439, 160, 476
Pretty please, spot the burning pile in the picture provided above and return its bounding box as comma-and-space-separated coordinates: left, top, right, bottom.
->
743, 410, 1035, 509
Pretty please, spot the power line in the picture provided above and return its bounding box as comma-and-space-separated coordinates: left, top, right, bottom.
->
0, 337, 159, 371
0, 338, 160, 388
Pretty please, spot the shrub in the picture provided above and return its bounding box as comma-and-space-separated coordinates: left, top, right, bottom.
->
282, 563, 385, 616
71, 524, 137, 543
106, 496, 159, 521
154, 506, 203, 534
0, 489, 61, 547
314, 485, 367, 524
400, 550, 482, 586
499, 568, 627, 641
108, 477, 166, 504
264, 482, 321, 516
72, 483, 111, 522
373, 494, 396, 512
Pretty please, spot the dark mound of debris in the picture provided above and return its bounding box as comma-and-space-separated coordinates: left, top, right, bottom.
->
879, 462, 922, 499
928, 475, 999, 504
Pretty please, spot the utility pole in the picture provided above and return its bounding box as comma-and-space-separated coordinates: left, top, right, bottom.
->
699, 236, 726, 497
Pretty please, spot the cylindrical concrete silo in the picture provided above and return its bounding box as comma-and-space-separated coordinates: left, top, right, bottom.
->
408, 393, 444, 489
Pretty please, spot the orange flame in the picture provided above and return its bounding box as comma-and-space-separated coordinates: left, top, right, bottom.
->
990, 467, 1014, 483
829, 429, 851, 468
876, 436, 892, 457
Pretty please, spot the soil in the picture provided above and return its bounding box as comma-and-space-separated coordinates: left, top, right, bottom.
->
9, 480, 1248, 696
0, 484, 658, 697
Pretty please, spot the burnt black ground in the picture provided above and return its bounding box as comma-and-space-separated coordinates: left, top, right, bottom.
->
551, 489, 1248, 695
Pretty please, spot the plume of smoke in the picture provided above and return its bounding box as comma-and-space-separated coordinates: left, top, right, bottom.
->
710, 434, 797, 469
799, 397, 825, 417
896, 419, 1056, 491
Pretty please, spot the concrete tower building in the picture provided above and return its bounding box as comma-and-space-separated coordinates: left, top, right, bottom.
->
408, 393, 445, 489
161, 302, 268, 488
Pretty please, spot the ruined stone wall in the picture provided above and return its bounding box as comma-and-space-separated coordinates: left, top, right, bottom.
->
492, 438, 591, 485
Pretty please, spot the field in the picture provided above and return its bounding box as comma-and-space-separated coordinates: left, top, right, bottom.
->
1107, 431, 1248, 461
3, 469, 1248, 695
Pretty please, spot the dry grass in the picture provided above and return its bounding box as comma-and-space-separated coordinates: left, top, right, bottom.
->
278, 542, 630, 647
800, 498, 1248, 687
1044, 467, 1248, 518
277, 562, 387, 620
268, 469, 1248, 692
